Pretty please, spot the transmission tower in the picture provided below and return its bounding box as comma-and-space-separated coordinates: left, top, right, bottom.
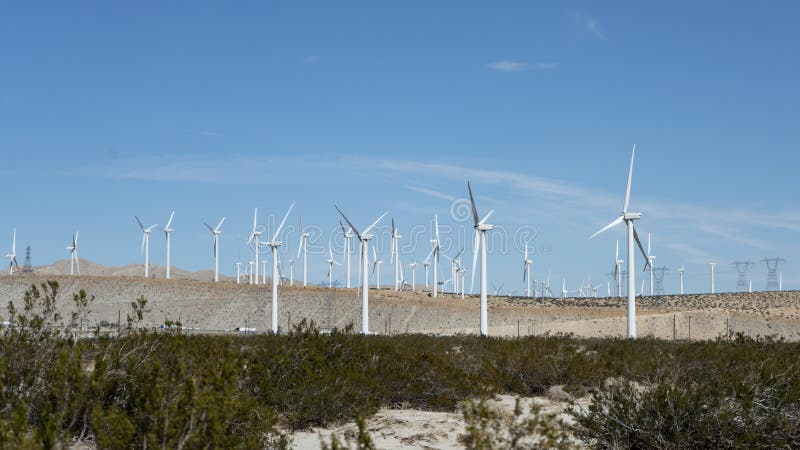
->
22, 245, 33, 274
732, 261, 753, 293
653, 266, 669, 295
762, 257, 785, 291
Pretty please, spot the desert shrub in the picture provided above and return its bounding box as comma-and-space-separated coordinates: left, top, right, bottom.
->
0, 282, 798, 447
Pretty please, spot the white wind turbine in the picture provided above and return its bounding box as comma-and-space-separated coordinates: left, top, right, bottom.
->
589, 145, 650, 339
339, 221, 353, 288
372, 246, 383, 289
288, 259, 295, 286
135, 217, 158, 278
614, 240, 624, 298
335, 206, 388, 334
235, 261, 241, 284
647, 233, 656, 295
266, 202, 294, 333
162, 211, 175, 279
523, 241, 533, 298
247, 209, 262, 285
467, 182, 495, 336
422, 247, 434, 290
66, 231, 80, 276
709, 260, 717, 294
327, 240, 342, 288
431, 215, 441, 298
391, 219, 402, 291
561, 278, 568, 299
679, 265, 685, 294
446, 249, 463, 294
5, 228, 18, 275
204, 217, 225, 282
297, 216, 310, 287
409, 261, 417, 291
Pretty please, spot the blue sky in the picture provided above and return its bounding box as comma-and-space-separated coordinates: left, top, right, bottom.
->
1, 1, 798, 294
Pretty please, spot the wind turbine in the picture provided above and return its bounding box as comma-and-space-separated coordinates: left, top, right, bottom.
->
647, 233, 656, 295
523, 241, 533, 298
135, 217, 158, 278
561, 279, 568, 299
709, 260, 717, 294
391, 219, 403, 291
5, 229, 18, 275
204, 217, 225, 282
467, 182, 494, 336
614, 240, 624, 297
589, 145, 650, 339
339, 221, 353, 288
327, 240, 342, 288
66, 231, 79, 276
288, 259, 295, 286
266, 203, 294, 333
422, 247, 434, 290
409, 261, 417, 291
431, 215, 441, 298
372, 246, 383, 289
247, 209, 262, 285
297, 216, 310, 287
679, 265, 685, 294
446, 249, 463, 294
162, 211, 175, 279
335, 206, 388, 334
235, 261, 241, 284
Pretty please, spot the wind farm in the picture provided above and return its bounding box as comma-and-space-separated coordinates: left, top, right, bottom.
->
2, 2, 799, 447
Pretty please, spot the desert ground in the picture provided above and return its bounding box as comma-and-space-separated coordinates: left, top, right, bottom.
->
1, 268, 798, 341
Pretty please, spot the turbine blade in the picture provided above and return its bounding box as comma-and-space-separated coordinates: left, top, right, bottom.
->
215, 217, 226, 232
623, 144, 636, 213
272, 202, 295, 242
335, 205, 362, 239
467, 181, 480, 227
434, 214, 440, 244
479, 210, 494, 225
589, 215, 624, 239
166, 211, 175, 228
135, 216, 144, 230
141, 234, 146, 255
363, 211, 389, 236
632, 226, 651, 271
252, 208, 258, 232
204, 222, 215, 232
470, 229, 479, 293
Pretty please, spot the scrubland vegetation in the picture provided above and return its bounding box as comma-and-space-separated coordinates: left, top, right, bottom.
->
0, 281, 798, 448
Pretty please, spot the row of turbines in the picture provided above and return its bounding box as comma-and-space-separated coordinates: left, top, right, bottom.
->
0, 147, 791, 338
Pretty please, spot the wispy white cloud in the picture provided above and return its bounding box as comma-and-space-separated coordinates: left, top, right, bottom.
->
303, 55, 321, 64
486, 61, 559, 73
487, 60, 528, 72
405, 185, 458, 202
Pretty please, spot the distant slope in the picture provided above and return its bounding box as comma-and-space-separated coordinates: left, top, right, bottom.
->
22, 258, 234, 282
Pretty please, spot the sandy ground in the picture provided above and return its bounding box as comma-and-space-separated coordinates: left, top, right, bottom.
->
0, 274, 798, 341
292, 394, 590, 449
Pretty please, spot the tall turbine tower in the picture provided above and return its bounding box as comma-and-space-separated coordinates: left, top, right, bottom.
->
266, 203, 294, 333
235, 261, 241, 284
135, 217, 158, 278
288, 259, 295, 286
647, 233, 656, 296
371, 246, 383, 289
614, 240, 624, 297
5, 229, 19, 275
431, 215, 441, 298
709, 260, 717, 293
327, 241, 341, 288
422, 247, 434, 290
297, 217, 310, 287
162, 211, 175, 279
66, 232, 80, 276
523, 241, 533, 298
409, 261, 417, 291
391, 219, 403, 291
336, 206, 388, 334
679, 265, 685, 294
589, 145, 651, 339
339, 221, 352, 288
467, 182, 495, 336
247, 209, 262, 285
204, 217, 225, 282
